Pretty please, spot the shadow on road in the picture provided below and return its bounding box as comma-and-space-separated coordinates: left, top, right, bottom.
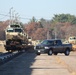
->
0, 52, 37, 75
22, 52, 37, 75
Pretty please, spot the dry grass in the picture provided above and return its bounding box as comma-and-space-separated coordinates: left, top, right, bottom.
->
72, 45, 76, 51
0, 44, 7, 53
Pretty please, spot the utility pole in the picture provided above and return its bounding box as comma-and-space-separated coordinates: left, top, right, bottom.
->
47, 24, 50, 39
54, 25, 57, 39
9, 7, 13, 25
47, 30, 49, 39
17, 15, 20, 25
12, 10, 15, 24
15, 13, 18, 24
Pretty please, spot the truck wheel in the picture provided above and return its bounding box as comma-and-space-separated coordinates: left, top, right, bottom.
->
65, 49, 70, 56
54, 53, 58, 55
18, 50, 19, 52
48, 50, 52, 55
36, 52, 40, 55
8, 50, 13, 53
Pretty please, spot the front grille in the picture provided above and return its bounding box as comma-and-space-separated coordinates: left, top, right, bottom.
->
36, 46, 44, 49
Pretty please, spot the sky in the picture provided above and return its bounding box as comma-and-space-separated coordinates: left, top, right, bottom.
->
0, 0, 76, 23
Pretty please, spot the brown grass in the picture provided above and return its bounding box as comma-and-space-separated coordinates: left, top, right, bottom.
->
0, 44, 7, 53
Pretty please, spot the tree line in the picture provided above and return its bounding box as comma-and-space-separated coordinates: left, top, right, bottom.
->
0, 14, 76, 40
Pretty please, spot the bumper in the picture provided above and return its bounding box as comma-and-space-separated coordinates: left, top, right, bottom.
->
35, 49, 48, 53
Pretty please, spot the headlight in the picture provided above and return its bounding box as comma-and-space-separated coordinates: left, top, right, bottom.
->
45, 47, 49, 49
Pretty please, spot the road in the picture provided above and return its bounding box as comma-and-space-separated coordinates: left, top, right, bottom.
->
0, 52, 76, 75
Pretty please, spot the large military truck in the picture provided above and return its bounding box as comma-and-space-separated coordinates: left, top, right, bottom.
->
4, 24, 33, 52
68, 36, 76, 51
63, 36, 76, 51
68, 36, 76, 44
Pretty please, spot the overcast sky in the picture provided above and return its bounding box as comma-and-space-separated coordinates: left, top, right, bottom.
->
0, 0, 76, 23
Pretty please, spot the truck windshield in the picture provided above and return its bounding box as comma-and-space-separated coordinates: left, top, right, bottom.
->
7, 28, 14, 32
14, 29, 23, 32
70, 37, 76, 40
10, 25, 20, 28
7, 30, 14, 32
41, 40, 54, 45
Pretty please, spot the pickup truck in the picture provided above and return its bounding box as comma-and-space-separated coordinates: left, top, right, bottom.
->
34, 39, 72, 56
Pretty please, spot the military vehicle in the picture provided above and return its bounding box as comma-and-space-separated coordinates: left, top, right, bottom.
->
68, 36, 76, 51
4, 24, 33, 52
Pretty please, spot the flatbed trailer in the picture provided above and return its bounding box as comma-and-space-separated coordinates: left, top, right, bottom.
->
4, 44, 34, 52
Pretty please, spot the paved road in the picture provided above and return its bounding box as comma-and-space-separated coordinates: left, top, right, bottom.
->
0, 52, 76, 75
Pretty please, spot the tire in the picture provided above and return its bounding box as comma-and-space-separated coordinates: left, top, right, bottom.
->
65, 49, 70, 56
36, 52, 40, 55
18, 50, 21, 52
48, 50, 52, 55
8, 50, 13, 53
54, 53, 58, 55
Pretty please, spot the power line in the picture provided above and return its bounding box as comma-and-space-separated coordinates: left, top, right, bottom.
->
0, 13, 41, 20
0, 14, 9, 17
0, 13, 31, 20
0, 13, 42, 24
0, 13, 9, 20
